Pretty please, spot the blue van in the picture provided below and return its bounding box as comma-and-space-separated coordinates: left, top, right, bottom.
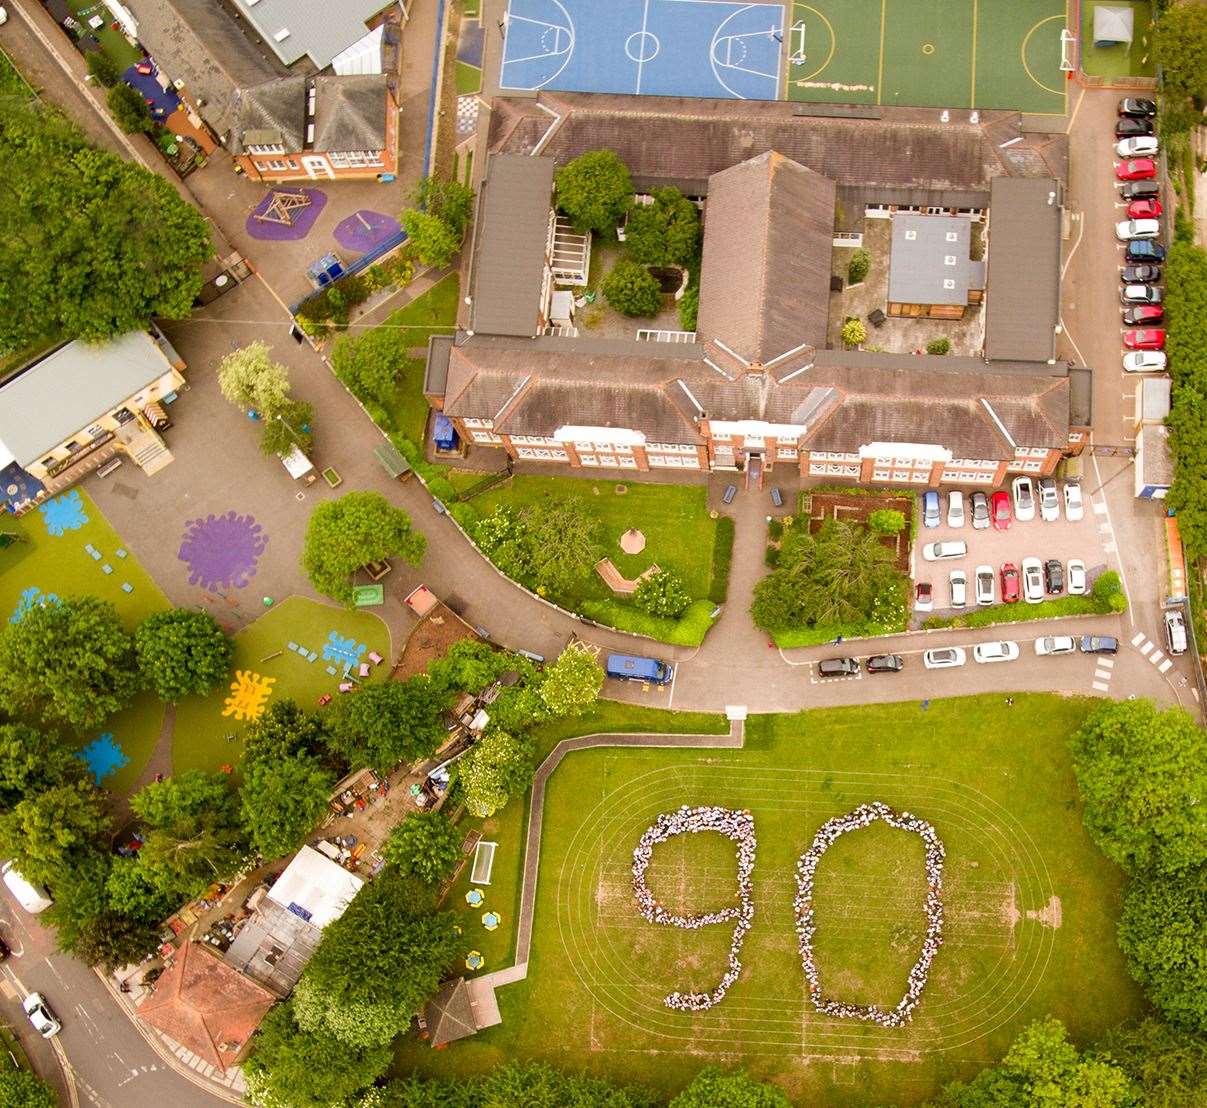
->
605, 653, 674, 684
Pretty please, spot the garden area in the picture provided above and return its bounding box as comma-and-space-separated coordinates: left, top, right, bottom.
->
1079, 1, 1157, 79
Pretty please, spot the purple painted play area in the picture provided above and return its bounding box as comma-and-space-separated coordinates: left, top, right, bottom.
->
178, 511, 268, 591
245, 189, 328, 241
333, 210, 402, 254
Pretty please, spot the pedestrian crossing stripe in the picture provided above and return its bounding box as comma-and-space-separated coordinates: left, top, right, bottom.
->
1158, 659, 1173, 673
1130, 631, 1145, 646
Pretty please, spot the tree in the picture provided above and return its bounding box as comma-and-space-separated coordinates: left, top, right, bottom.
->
106, 82, 153, 133
258, 399, 314, 459
624, 188, 700, 266
292, 869, 462, 1047
555, 150, 632, 235
85, 51, 120, 87
427, 640, 525, 698
0, 782, 109, 888
1096, 1018, 1207, 1108
410, 176, 474, 240
326, 679, 451, 773
868, 509, 906, 535
105, 856, 182, 924
0, 597, 140, 729
43, 852, 111, 954
331, 326, 402, 409
538, 645, 603, 718
402, 209, 462, 268
135, 609, 233, 701
302, 492, 426, 605
517, 497, 602, 594
71, 913, 160, 972
242, 1001, 392, 1108
926, 336, 952, 355
679, 284, 699, 331
1117, 864, 1207, 1032
241, 753, 334, 861
602, 259, 661, 318
634, 568, 691, 617
0, 1069, 57, 1108
1156, 3, 1207, 109
0, 723, 84, 809
1091, 570, 1128, 613
475, 1064, 659, 1107
242, 698, 333, 763
1070, 699, 1207, 875
460, 729, 535, 817
841, 319, 867, 347
382, 811, 462, 884
217, 341, 293, 417
669, 1067, 792, 1108
847, 248, 871, 285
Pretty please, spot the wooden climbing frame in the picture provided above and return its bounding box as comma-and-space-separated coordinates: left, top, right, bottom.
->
254, 190, 313, 226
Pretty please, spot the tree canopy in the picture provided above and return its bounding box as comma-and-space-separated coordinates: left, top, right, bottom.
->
106, 82, 153, 133
242, 751, 334, 862
459, 729, 535, 818
402, 176, 474, 268
402, 210, 461, 269
473, 498, 602, 598
302, 492, 426, 604
0, 596, 141, 729
668, 1067, 793, 1108
0, 723, 84, 809
1096, 1018, 1207, 1108
624, 187, 701, 266
0, 1068, 57, 1108
538, 645, 602, 718
634, 568, 690, 617
555, 150, 633, 235
382, 810, 462, 885
326, 679, 451, 773
1070, 700, 1207, 875
135, 609, 233, 701
427, 640, 527, 698
0, 98, 211, 349
218, 341, 293, 417
0, 781, 110, 888
1155, 2, 1207, 109
602, 259, 662, 318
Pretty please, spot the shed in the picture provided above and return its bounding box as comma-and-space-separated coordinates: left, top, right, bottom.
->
374, 440, 412, 479
424, 978, 480, 1047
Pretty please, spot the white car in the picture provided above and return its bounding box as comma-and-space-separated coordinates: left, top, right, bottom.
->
1034, 635, 1077, 656
1063, 481, 1084, 521
1037, 477, 1059, 522
1116, 136, 1159, 158
1115, 218, 1161, 241
923, 647, 966, 669
974, 564, 995, 606
1067, 558, 1087, 595
1165, 609, 1188, 655
1012, 476, 1036, 522
1123, 350, 1167, 373
973, 640, 1020, 664
949, 569, 967, 609
1021, 557, 1044, 604
922, 540, 968, 561
947, 490, 965, 528
23, 994, 61, 1039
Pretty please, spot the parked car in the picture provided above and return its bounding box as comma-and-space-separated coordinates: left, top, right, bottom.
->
1123, 350, 1168, 373
1126, 198, 1162, 220
922, 489, 941, 528
22, 994, 60, 1039
922, 540, 967, 561
1037, 477, 1059, 522
914, 582, 933, 612
1120, 263, 1161, 283
1122, 305, 1164, 326
1001, 562, 1021, 603
866, 654, 904, 674
1115, 116, 1155, 137
970, 490, 990, 530
1126, 241, 1166, 264
973, 640, 1020, 664
1165, 610, 1188, 656
991, 490, 1012, 531
1021, 557, 1044, 604
1044, 558, 1064, 594
975, 565, 995, 606
1120, 179, 1160, 200
1067, 559, 1087, 595
1123, 328, 1165, 350
1035, 635, 1077, 656
1121, 283, 1163, 305
1080, 635, 1119, 655
1063, 481, 1084, 521
1118, 97, 1156, 117
818, 657, 860, 678
947, 489, 964, 528
1011, 476, 1036, 522
1116, 218, 1160, 241
949, 569, 968, 609
1116, 158, 1157, 181
1116, 136, 1159, 158
923, 647, 966, 669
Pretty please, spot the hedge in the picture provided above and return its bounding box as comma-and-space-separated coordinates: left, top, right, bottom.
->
580, 598, 717, 646
922, 595, 1101, 630
708, 516, 735, 604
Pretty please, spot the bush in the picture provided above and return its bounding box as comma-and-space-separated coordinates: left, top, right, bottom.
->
868, 508, 906, 535
708, 516, 734, 604
926, 336, 951, 356
634, 569, 691, 618
624, 187, 701, 266
555, 150, 633, 235
602, 259, 661, 317
679, 284, 699, 331
841, 319, 867, 347
579, 598, 717, 646
106, 82, 153, 134
1092, 570, 1128, 612
86, 51, 120, 87
847, 247, 871, 285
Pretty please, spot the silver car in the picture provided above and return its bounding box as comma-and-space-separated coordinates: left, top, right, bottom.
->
1035, 635, 1077, 656
949, 569, 967, 609
1037, 478, 1059, 522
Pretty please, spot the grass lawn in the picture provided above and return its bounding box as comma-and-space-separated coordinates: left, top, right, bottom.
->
1079, 1, 1157, 79
0, 47, 33, 98
171, 597, 390, 775
455, 61, 482, 94
397, 694, 1143, 1103
64, 0, 144, 69
0, 490, 169, 790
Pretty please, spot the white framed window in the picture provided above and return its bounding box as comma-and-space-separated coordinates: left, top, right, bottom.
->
464, 418, 490, 429
875, 456, 892, 466
247, 143, 285, 155
911, 471, 930, 483
618, 456, 638, 468
873, 469, 890, 480
1023, 460, 1043, 472
259, 159, 289, 171
580, 455, 599, 466
778, 447, 798, 459
472, 431, 502, 444
516, 447, 567, 460
327, 150, 384, 169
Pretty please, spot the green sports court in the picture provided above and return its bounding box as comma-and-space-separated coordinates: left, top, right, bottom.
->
785, 0, 1070, 114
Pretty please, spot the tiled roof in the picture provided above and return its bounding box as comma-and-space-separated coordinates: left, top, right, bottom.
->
312, 75, 388, 152
425, 978, 478, 1047
232, 76, 306, 153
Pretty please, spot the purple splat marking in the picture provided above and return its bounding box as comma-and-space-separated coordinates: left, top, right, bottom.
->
333, 210, 402, 254
245, 189, 328, 242
178, 510, 268, 592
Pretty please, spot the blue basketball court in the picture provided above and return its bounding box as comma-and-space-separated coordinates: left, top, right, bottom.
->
499, 0, 785, 100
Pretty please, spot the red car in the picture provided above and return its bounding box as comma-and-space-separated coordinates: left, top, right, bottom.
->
1126, 198, 1162, 219
1123, 328, 1165, 350
1001, 563, 1021, 603
990, 490, 1012, 531
1116, 158, 1157, 181
1122, 304, 1164, 326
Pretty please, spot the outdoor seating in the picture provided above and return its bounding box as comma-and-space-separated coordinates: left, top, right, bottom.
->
771, 487, 784, 508
338, 682, 354, 693
368, 651, 383, 665
722, 484, 738, 505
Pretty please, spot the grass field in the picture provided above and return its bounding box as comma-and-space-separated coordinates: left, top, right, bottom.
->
456, 61, 482, 94
1078, 0, 1157, 79
786, 0, 1067, 114
398, 695, 1142, 1103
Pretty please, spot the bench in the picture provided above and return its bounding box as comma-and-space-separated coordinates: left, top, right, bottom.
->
96, 457, 123, 478
722, 484, 737, 505
771, 487, 784, 508
595, 558, 661, 596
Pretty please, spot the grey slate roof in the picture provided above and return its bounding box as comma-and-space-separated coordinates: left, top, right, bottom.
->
425, 979, 478, 1047
696, 152, 835, 364
887, 213, 973, 306
0, 333, 175, 468
230, 0, 392, 69
1139, 424, 1173, 487
468, 155, 555, 338
232, 76, 306, 152
985, 178, 1062, 363
312, 75, 388, 151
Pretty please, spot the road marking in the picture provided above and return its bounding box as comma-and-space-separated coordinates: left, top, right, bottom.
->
1092, 681, 1110, 691
1092, 500, 1108, 515
1130, 631, 1146, 646
1103, 541, 1117, 553
1149, 649, 1165, 665
1159, 658, 1173, 673
1139, 640, 1153, 655
1098, 656, 1115, 669
1094, 671, 1112, 683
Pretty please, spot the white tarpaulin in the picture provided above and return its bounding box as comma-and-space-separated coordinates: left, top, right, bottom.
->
1093, 4, 1134, 46
331, 26, 385, 75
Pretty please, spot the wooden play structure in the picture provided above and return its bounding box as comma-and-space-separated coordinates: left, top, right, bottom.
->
254, 189, 313, 226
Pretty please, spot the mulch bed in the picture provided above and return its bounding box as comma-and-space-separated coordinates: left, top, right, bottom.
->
805, 492, 913, 572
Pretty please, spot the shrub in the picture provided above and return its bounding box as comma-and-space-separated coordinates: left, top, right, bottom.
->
86, 51, 120, 87
106, 82, 153, 134
579, 598, 717, 646
708, 516, 734, 604
624, 187, 700, 266
1092, 569, 1128, 612
868, 508, 906, 535
602, 259, 661, 317
555, 150, 633, 235
634, 569, 691, 618
847, 248, 871, 285
926, 336, 952, 356
679, 284, 699, 331
841, 319, 867, 347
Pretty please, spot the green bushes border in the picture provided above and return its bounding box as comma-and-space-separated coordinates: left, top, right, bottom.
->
580, 598, 717, 646
708, 516, 734, 604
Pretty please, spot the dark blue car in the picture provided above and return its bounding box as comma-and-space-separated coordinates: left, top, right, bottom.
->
1126, 240, 1166, 264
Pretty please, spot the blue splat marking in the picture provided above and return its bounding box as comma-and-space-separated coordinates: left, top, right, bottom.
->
9, 586, 60, 624
321, 631, 366, 668
75, 732, 129, 784
39, 490, 89, 536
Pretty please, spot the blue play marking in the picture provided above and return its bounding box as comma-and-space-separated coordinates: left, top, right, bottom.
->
322, 632, 366, 668
9, 586, 60, 624
39, 490, 88, 536
500, 0, 784, 100
76, 732, 129, 784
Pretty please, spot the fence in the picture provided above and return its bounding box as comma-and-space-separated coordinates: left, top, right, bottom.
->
290, 229, 408, 315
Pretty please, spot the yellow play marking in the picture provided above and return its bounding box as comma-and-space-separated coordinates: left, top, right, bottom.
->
222, 670, 276, 721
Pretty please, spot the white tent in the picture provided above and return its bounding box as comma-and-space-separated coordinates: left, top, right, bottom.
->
1093, 4, 1134, 47
331, 26, 385, 76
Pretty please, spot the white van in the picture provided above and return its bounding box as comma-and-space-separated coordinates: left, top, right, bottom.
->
2, 861, 52, 914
